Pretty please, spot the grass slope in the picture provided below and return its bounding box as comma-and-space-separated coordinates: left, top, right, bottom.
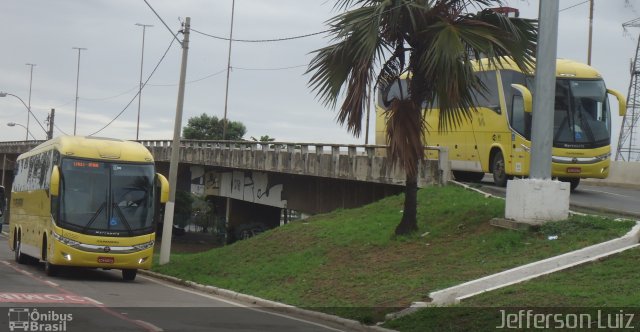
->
385, 248, 640, 332
153, 185, 634, 324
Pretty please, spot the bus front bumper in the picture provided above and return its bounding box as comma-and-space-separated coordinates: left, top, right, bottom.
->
551, 158, 609, 179
49, 240, 153, 270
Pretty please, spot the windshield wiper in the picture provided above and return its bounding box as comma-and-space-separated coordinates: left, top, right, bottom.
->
112, 204, 134, 236
81, 202, 107, 234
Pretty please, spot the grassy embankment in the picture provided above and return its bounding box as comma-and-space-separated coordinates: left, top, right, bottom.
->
384, 247, 640, 331
152, 185, 634, 325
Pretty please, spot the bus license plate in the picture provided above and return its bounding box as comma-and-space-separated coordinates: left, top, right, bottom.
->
98, 257, 114, 264
566, 167, 581, 173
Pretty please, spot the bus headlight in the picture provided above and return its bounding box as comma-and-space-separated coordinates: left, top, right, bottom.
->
133, 240, 155, 251
51, 232, 81, 247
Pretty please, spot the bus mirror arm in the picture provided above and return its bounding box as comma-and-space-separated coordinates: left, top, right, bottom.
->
156, 173, 169, 204
50, 166, 60, 197
606, 88, 627, 117
511, 84, 533, 113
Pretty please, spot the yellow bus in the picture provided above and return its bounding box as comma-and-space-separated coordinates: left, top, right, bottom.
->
376, 57, 626, 190
8, 136, 168, 281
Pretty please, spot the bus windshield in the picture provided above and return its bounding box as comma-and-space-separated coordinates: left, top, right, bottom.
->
553, 79, 611, 147
59, 159, 155, 236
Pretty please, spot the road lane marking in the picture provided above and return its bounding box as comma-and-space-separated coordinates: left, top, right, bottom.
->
2, 260, 156, 332
0, 292, 96, 304
133, 319, 164, 332
44, 280, 59, 287
581, 188, 634, 199
139, 275, 345, 332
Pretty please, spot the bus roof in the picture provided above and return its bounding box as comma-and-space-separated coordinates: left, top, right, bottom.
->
18, 136, 154, 162
473, 57, 602, 79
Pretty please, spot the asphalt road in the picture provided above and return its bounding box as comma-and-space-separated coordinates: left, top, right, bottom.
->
0, 233, 346, 332
470, 176, 640, 218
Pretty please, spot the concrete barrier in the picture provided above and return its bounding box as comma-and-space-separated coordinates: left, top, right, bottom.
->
582, 161, 640, 188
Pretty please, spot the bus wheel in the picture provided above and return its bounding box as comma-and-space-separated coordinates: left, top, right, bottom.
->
43, 239, 58, 276
44, 261, 58, 277
14, 233, 27, 264
122, 269, 137, 281
559, 177, 580, 191
491, 151, 508, 187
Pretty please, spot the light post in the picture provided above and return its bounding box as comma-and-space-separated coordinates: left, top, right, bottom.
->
135, 23, 153, 141
7, 122, 37, 140
72, 47, 87, 136
25, 63, 36, 141
222, 0, 236, 140
0, 92, 48, 139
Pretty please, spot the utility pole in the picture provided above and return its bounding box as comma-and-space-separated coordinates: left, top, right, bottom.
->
587, 0, 594, 65
72, 47, 87, 136
46, 108, 55, 140
530, 1, 560, 179
505, 1, 569, 224
25, 63, 36, 141
365, 83, 372, 144
222, 0, 236, 140
135, 23, 153, 141
159, 17, 190, 265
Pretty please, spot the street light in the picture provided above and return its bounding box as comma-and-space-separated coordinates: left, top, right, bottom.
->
7, 122, 37, 140
135, 23, 153, 141
0, 92, 48, 139
25, 63, 36, 141
222, 0, 236, 140
72, 47, 87, 136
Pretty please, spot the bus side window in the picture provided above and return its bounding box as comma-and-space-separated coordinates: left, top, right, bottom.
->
473, 71, 500, 113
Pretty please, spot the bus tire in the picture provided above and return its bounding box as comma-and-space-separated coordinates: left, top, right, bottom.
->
44, 261, 58, 276
558, 177, 580, 191
14, 232, 27, 265
491, 151, 509, 187
43, 238, 58, 276
122, 269, 137, 281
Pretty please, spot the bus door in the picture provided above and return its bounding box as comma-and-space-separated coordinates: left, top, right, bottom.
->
508, 89, 532, 176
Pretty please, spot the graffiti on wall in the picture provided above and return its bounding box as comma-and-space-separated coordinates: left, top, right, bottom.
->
217, 170, 286, 208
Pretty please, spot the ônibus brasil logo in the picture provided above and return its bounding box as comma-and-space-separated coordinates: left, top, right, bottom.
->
8, 308, 72, 332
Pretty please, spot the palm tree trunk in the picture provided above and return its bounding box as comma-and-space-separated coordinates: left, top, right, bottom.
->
395, 172, 418, 235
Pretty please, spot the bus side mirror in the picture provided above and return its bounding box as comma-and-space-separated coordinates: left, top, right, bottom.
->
511, 84, 533, 113
156, 173, 169, 203
50, 166, 60, 197
607, 88, 627, 116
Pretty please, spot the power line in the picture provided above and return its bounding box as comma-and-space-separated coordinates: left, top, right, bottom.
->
191, 27, 329, 43
81, 85, 139, 101
147, 68, 227, 87
146, 64, 306, 87
142, 0, 182, 45
233, 64, 307, 71
560, 0, 590, 12
54, 123, 69, 136
88, 36, 177, 136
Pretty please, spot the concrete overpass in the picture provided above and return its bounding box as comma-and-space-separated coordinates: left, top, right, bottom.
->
0, 139, 449, 240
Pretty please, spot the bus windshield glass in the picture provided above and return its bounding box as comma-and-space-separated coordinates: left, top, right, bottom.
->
553, 79, 611, 147
59, 159, 155, 236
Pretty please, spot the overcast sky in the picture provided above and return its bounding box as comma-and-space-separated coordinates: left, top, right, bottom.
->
0, 0, 638, 149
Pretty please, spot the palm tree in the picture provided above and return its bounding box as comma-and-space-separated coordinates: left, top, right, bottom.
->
307, 0, 537, 235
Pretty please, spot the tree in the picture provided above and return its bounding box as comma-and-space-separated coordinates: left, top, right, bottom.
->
307, 0, 536, 235
173, 190, 194, 228
250, 135, 276, 143
183, 113, 246, 140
